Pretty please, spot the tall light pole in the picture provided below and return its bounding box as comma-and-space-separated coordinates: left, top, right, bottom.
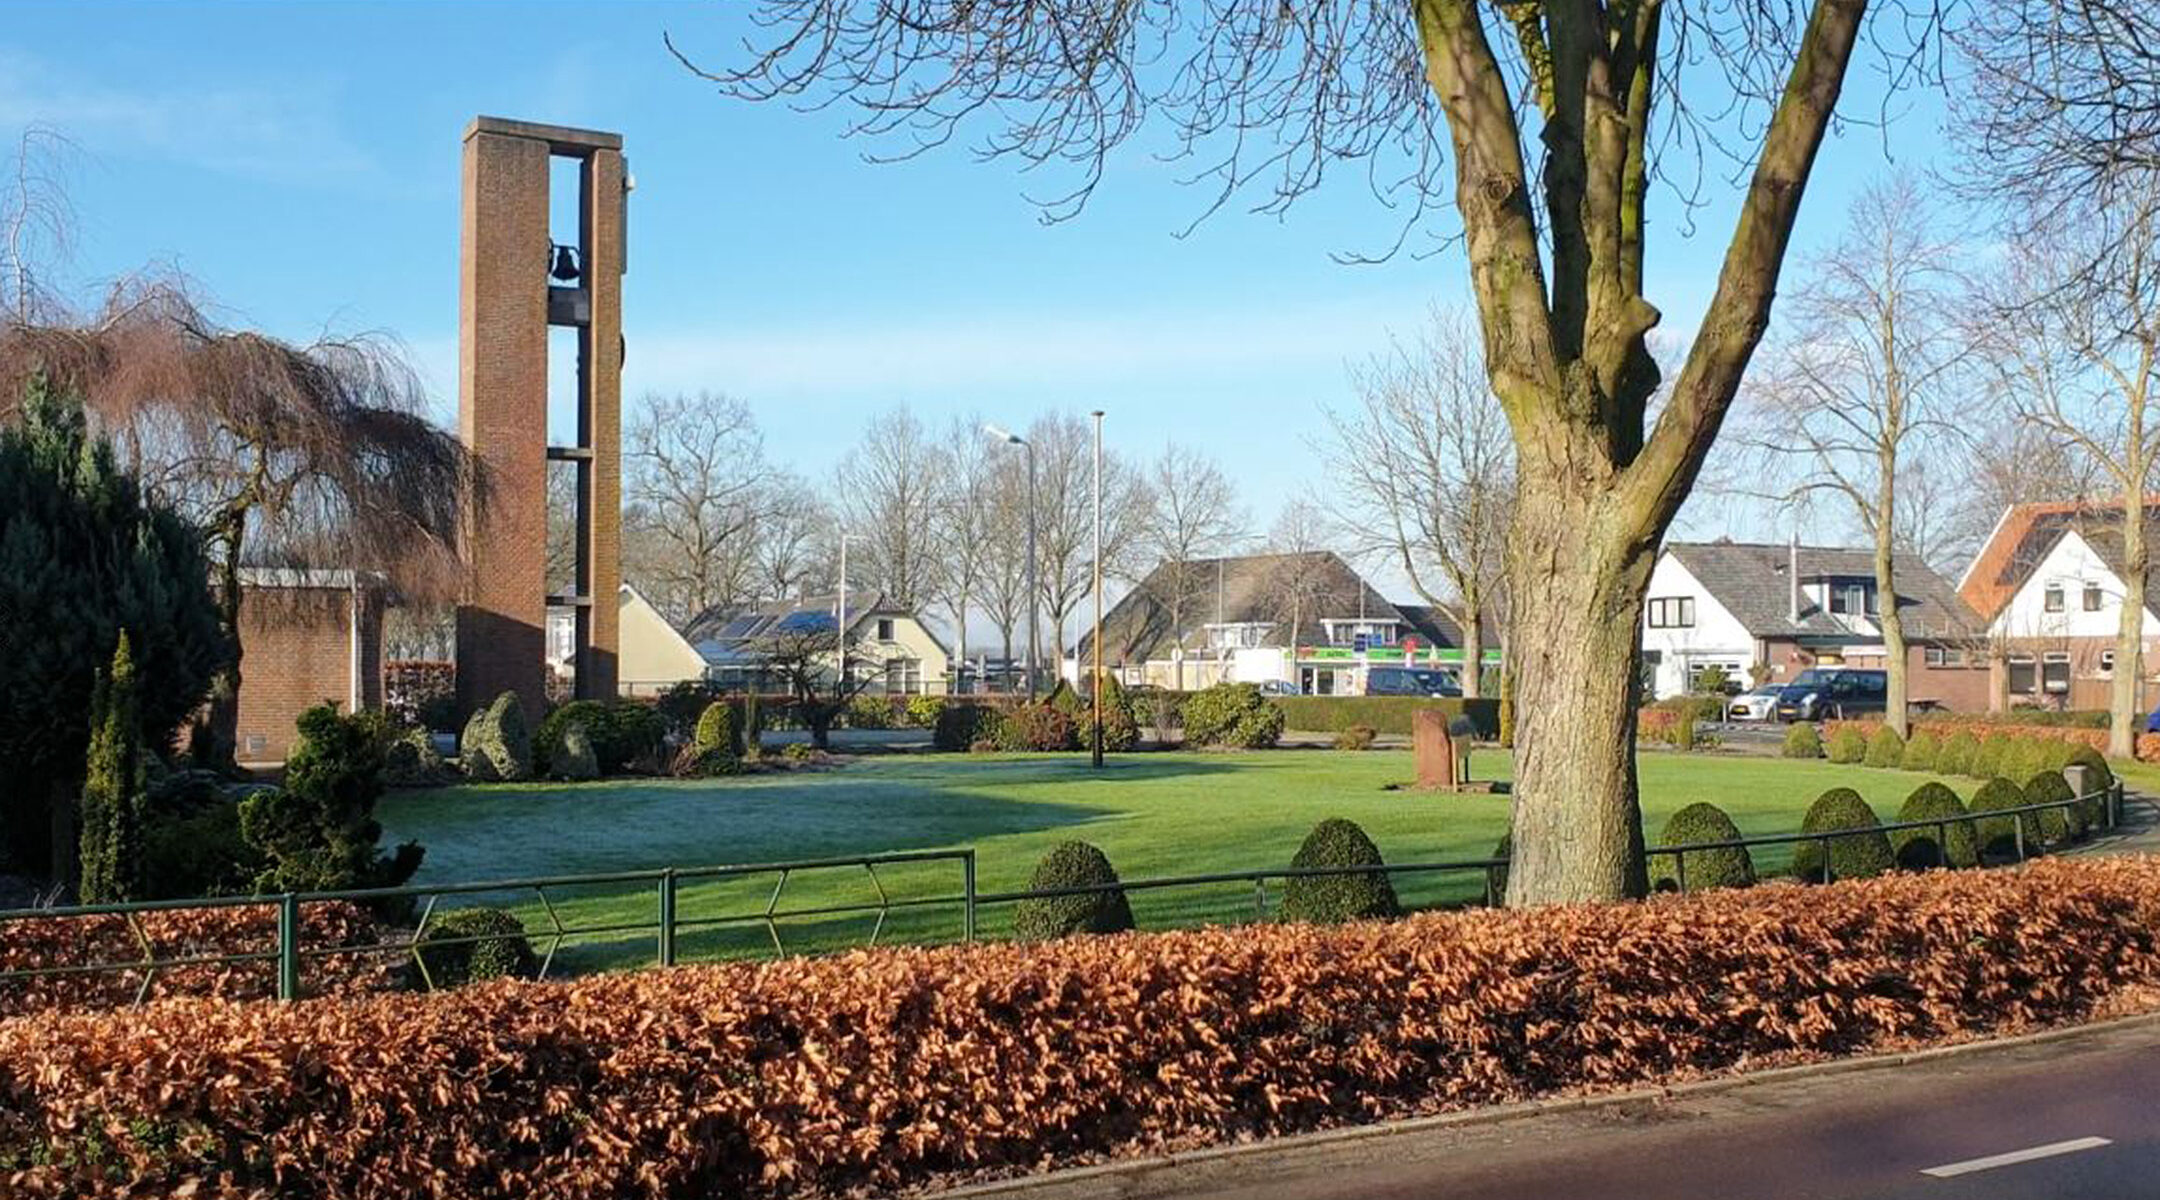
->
835, 531, 855, 687
985, 423, 1038, 701
1090, 410, 1105, 768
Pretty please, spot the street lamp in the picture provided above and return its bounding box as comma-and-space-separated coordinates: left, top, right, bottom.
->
1090, 410, 1105, 768
835, 531, 856, 689
985, 422, 1039, 701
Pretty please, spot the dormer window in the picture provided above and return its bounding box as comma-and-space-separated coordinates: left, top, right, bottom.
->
1319, 619, 1398, 647
1827, 578, 1877, 616
1206, 622, 1274, 649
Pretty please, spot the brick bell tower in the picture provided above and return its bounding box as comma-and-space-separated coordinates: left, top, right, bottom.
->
456, 116, 626, 720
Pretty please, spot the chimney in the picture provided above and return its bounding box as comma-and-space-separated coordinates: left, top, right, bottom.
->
1789, 534, 1801, 622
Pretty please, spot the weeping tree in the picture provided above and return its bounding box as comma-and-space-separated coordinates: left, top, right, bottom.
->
679, 0, 1918, 903
0, 279, 480, 767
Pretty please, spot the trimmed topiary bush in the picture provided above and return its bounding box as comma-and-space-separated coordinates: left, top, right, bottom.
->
2023, 771, 2085, 845
1648, 802, 1754, 893
2061, 744, 2114, 828
1968, 776, 2041, 860
1281, 818, 1402, 923
551, 723, 599, 781
1181, 683, 1286, 749
1791, 788, 1894, 882
1082, 674, 1144, 752
460, 691, 532, 782
383, 728, 453, 788
695, 701, 741, 758
1333, 725, 1378, 751
1825, 725, 1868, 765
1971, 732, 2014, 781
1012, 841, 1134, 940
904, 694, 947, 729
1900, 728, 1942, 773
1938, 730, 1980, 777
1892, 781, 1977, 869
1864, 725, 1905, 769
2001, 737, 2052, 788
415, 906, 538, 989
1782, 723, 1823, 759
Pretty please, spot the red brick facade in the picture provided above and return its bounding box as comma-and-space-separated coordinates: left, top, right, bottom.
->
234, 584, 383, 763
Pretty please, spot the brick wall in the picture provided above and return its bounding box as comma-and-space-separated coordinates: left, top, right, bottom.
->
234, 586, 383, 763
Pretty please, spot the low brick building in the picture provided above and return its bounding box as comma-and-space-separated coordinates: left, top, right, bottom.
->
232, 568, 385, 763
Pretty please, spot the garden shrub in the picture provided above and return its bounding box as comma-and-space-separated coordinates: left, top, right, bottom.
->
1892, 781, 1977, 870
1862, 724, 1905, 768
1012, 841, 1134, 940
1333, 725, 1378, 751
140, 777, 264, 901
382, 728, 454, 788
1272, 697, 1501, 739
1280, 818, 1401, 924
533, 700, 604, 777
996, 703, 1078, 752
904, 695, 947, 729
1671, 709, 1698, 751
1938, 730, 1980, 777
1782, 723, 1822, 759
2061, 744, 2114, 825
1080, 674, 1143, 752
414, 907, 538, 990
694, 701, 742, 758
550, 723, 600, 781
1968, 776, 2041, 860
2023, 771, 2085, 845
1971, 732, 2014, 781
1182, 683, 1285, 749
1900, 728, 1941, 773
933, 703, 1008, 752
459, 691, 532, 782
782, 742, 818, 764
1791, 788, 1894, 882
383, 660, 457, 731
1648, 803, 1754, 893
78, 633, 148, 903
2001, 737, 2052, 787
1825, 724, 1868, 765
238, 705, 424, 898
15, 860, 2160, 1198
670, 742, 741, 779
846, 694, 899, 730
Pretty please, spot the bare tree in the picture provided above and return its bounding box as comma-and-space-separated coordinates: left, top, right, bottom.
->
1137, 444, 1246, 689
1, 127, 75, 324
684, 0, 1915, 904
750, 475, 833, 603
1736, 175, 1968, 738
976, 452, 1032, 682
837, 407, 947, 609
1260, 500, 1339, 688
1, 278, 476, 766
1329, 308, 1512, 698
623, 392, 778, 622
932, 416, 999, 685
747, 612, 884, 749
1977, 182, 2160, 757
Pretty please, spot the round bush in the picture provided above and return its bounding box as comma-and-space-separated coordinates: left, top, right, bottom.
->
1971, 733, 2014, 780
1181, 683, 1286, 749
1281, 818, 1402, 923
1937, 730, 1981, 777
1791, 788, 1894, 882
415, 907, 537, 990
695, 701, 741, 757
1863, 725, 1905, 768
1012, 841, 1134, 940
1892, 781, 1977, 869
1782, 723, 1823, 759
1900, 729, 1941, 773
1968, 776, 2042, 860
1648, 803, 1755, 893
1081, 674, 1143, 752
550, 722, 600, 781
1825, 725, 1868, 765
2000, 737, 2050, 787
2023, 770, 2085, 844
460, 691, 532, 782
1333, 725, 1378, 752
2061, 744, 2114, 828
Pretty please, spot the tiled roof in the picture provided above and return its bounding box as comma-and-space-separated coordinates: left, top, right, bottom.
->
1664, 541, 1977, 641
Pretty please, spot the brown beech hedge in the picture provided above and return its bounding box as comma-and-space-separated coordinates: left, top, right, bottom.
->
7, 858, 2160, 1198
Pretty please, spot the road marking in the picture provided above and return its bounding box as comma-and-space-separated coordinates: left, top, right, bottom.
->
1921, 1138, 2113, 1178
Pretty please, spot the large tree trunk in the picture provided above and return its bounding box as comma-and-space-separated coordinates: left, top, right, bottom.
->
200, 508, 247, 772
2112, 505, 2145, 758
1460, 608, 1484, 698
1875, 458, 1908, 739
1502, 479, 1654, 905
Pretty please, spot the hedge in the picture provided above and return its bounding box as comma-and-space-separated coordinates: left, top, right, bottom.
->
1791, 788, 1894, 882
1280, 818, 1401, 923
1647, 803, 1754, 893
8, 860, 2160, 1198
1892, 782, 1978, 870
1275, 696, 1502, 740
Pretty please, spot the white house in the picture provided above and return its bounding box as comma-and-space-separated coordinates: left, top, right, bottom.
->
1958, 501, 2160, 709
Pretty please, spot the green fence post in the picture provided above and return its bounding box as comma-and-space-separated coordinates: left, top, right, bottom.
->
657, 869, 678, 967
962, 851, 977, 944
276, 893, 300, 1002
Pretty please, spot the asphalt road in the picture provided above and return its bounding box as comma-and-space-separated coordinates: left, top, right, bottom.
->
953, 1019, 2160, 1200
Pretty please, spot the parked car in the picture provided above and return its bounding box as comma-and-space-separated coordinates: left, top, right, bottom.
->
1773, 668, 1887, 722
1255, 679, 1300, 696
1724, 684, 1784, 722
1364, 666, 1463, 698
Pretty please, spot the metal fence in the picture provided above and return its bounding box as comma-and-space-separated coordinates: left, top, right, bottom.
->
0, 781, 2125, 1006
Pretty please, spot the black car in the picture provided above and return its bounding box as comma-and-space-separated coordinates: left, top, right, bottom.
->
1773, 668, 1887, 721
1365, 666, 1463, 698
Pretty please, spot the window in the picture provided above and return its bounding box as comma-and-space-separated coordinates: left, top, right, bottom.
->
2045, 585, 2065, 613
1925, 646, 1945, 667
875, 617, 895, 642
2085, 584, 2105, 612
2009, 654, 2037, 694
1207, 622, 1275, 650
2101, 649, 2117, 676
2043, 651, 2072, 694
1646, 597, 1695, 628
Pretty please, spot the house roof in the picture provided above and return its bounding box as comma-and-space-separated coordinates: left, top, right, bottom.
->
680, 590, 949, 665
1074, 551, 1479, 662
1663, 540, 1978, 641
1957, 499, 2160, 621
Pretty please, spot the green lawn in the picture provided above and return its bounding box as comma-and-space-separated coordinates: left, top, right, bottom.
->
376, 748, 1982, 974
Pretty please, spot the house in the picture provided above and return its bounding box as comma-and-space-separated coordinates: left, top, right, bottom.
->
1957, 499, 2160, 710
1641, 541, 1986, 708
1069, 551, 1501, 694
681, 591, 953, 695
546, 585, 710, 697
233, 568, 385, 762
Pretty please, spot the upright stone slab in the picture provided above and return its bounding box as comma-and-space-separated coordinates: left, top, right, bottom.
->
1414, 708, 1459, 791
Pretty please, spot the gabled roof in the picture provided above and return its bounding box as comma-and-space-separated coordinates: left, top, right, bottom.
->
1663, 541, 1978, 641
1074, 551, 1479, 662
1958, 499, 2160, 621
680, 590, 949, 665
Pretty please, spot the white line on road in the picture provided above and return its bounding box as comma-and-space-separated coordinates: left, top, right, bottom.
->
1921, 1138, 2114, 1179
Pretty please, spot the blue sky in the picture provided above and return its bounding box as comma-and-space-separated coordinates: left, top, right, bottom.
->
1, 1, 1953, 552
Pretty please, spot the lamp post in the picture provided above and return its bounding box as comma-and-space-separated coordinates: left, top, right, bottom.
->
1090, 410, 1105, 768
836, 531, 855, 689
985, 423, 1038, 701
